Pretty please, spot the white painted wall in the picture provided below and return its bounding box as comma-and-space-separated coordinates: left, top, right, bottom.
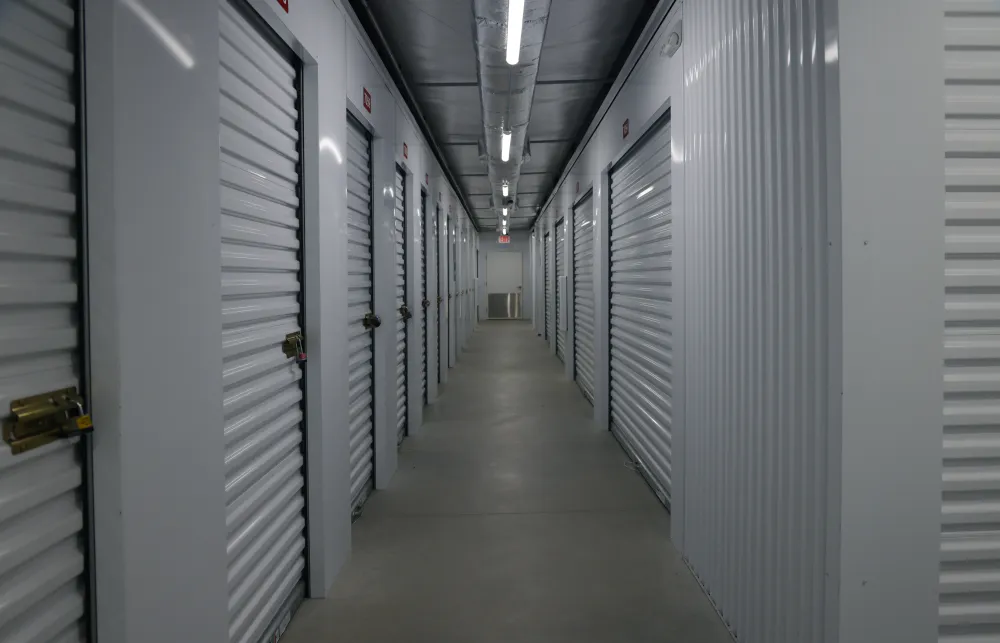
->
532, 0, 944, 641
84, 0, 477, 637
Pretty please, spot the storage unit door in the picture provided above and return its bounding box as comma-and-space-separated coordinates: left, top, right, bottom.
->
544, 233, 552, 341
346, 115, 375, 511
421, 191, 428, 405
0, 2, 90, 640
608, 117, 673, 505
436, 207, 442, 384
573, 193, 596, 403
555, 219, 566, 361
394, 167, 407, 445
941, 10, 1000, 638
219, 3, 307, 640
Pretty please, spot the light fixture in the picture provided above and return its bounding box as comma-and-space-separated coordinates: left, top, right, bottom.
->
501, 130, 511, 162
506, 0, 525, 65
502, 182, 509, 197
503, 207, 508, 216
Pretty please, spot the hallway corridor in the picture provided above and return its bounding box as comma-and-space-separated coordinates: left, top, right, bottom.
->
284, 321, 731, 642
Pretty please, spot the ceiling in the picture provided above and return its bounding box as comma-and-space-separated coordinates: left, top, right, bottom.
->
353, 0, 655, 230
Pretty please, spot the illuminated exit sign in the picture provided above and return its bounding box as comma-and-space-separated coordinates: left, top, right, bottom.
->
498, 235, 511, 244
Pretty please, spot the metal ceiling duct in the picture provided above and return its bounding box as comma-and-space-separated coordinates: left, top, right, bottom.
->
473, 0, 551, 230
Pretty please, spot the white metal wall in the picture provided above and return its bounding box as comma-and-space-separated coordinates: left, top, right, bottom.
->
682, 1, 829, 640
0, 2, 89, 640
393, 167, 407, 445
555, 219, 566, 361
420, 190, 428, 404
608, 119, 673, 506
941, 4, 1000, 638
573, 193, 596, 403
218, 5, 307, 640
346, 116, 375, 510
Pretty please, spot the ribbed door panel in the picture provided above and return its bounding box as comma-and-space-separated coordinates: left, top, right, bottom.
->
573, 193, 595, 403
682, 1, 830, 640
544, 233, 552, 341
420, 191, 428, 404
394, 168, 407, 445
941, 5, 1000, 639
436, 207, 442, 384
609, 120, 673, 505
555, 220, 566, 361
218, 4, 305, 641
346, 117, 375, 509
0, 2, 88, 641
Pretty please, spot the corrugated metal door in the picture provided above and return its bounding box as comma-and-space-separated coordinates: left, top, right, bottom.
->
941, 7, 1000, 639
218, 3, 306, 640
573, 192, 595, 403
555, 218, 566, 361
420, 190, 428, 405
393, 167, 407, 445
608, 116, 673, 506
0, 2, 90, 640
436, 205, 442, 384
346, 115, 375, 511
544, 232, 552, 341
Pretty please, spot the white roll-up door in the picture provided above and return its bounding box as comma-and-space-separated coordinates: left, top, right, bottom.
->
544, 232, 552, 341
346, 115, 376, 511
436, 205, 443, 384
393, 167, 408, 445
941, 9, 1000, 638
218, 3, 306, 640
555, 219, 566, 361
573, 192, 595, 404
420, 190, 428, 405
0, 2, 91, 641
608, 116, 673, 506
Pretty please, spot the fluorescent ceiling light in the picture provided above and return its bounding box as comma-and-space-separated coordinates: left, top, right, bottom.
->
503, 207, 508, 216
502, 182, 509, 197
501, 131, 511, 162
506, 0, 525, 65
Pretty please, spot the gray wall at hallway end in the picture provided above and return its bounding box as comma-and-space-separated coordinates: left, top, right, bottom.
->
478, 231, 532, 322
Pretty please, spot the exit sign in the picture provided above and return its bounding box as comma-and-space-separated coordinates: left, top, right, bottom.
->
498, 235, 510, 244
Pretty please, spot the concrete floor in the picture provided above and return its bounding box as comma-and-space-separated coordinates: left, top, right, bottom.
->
283, 321, 732, 643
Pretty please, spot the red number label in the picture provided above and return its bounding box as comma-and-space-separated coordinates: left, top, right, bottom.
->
363, 88, 372, 113
276, 0, 288, 12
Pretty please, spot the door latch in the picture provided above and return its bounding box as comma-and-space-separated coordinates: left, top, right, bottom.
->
3, 387, 93, 455
282, 332, 307, 363
399, 304, 413, 321
363, 312, 382, 330
437, 296, 443, 304
422, 298, 431, 309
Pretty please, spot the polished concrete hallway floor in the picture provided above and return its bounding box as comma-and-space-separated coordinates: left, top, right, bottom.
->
284, 321, 732, 643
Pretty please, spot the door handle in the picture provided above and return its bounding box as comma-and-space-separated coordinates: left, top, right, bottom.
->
362, 312, 382, 329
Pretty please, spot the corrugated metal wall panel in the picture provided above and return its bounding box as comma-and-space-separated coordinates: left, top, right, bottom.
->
346, 116, 375, 511
0, 1, 88, 640
609, 120, 673, 506
218, 3, 306, 641
574, 192, 596, 403
544, 232, 553, 341
555, 219, 566, 361
420, 190, 428, 405
394, 168, 407, 445
682, 0, 829, 641
941, 3, 1000, 639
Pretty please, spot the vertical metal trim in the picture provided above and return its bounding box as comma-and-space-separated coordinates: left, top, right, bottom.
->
76, 0, 97, 639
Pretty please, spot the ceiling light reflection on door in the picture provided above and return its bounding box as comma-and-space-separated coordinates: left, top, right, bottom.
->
506, 0, 525, 65
501, 130, 511, 162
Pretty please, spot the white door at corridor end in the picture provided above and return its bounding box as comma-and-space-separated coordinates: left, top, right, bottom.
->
486, 252, 522, 320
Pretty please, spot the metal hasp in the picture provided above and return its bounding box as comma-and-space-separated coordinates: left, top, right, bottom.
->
282, 331, 307, 363
363, 312, 382, 330
399, 304, 413, 321
3, 387, 93, 455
